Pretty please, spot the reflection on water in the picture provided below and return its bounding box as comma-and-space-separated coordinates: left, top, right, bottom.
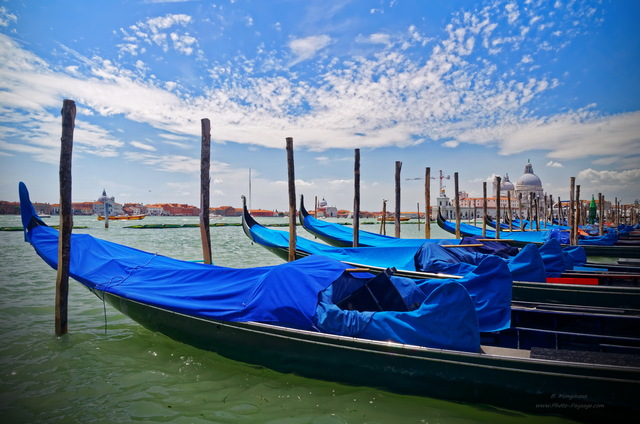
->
0, 215, 576, 423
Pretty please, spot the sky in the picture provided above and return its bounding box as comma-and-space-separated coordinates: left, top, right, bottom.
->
1, 0, 639, 212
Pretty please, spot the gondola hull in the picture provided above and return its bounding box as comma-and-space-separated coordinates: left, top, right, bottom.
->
101, 289, 640, 422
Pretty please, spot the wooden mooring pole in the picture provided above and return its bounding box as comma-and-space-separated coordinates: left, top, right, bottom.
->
495, 176, 501, 240
598, 193, 604, 236
395, 161, 402, 238
557, 196, 563, 226
482, 182, 487, 238
199, 118, 212, 265
519, 193, 525, 231
569, 177, 575, 245
56, 99, 75, 336
573, 184, 581, 246
286, 137, 296, 262
424, 167, 431, 239
380, 200, 387, 235
353, 149, 360, 247
507, 190, 512, 231
454, 172, 460, 239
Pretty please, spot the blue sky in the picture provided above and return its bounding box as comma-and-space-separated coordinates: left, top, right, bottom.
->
1, 0, 639, 211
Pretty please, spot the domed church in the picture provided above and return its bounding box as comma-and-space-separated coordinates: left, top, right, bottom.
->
514, 160, 544, 205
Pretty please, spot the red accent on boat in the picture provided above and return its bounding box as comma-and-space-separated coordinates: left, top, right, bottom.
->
546, 277, 599, 285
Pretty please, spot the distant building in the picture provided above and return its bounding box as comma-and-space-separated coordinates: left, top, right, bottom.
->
153, 203, 199, 216
514, 160, 544, 207
146, 205, 167, 216
211, 206, 242, 217
435, 160, 548, 220
315, 198, 338, 218
95, 189, 124, 216
0, 201, 20, 215
123, 203, 146, 215
249, 209, 275, 217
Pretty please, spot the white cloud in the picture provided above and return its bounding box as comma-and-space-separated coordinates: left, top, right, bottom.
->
577, 168, 640, 185
576, 168, 640, 201
454, 110, 640, 163
0, 1, 623, 172
357, 33, 392, 47
0, 7, 17, 27
288, 35, 331, 65
118, 14, 197, 56
170, 32, 197, 55
546, 160, 563, 168
131, 141, 157, 151
123, 152, 200, 173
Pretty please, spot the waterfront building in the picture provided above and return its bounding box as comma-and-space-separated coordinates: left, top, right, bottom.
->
435, 160, 547, 221
314, 198, 338, 218
95, 189, 124, 216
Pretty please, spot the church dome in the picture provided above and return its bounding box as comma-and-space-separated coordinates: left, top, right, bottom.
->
501, 174, 515, 191
516, 161, 542, 189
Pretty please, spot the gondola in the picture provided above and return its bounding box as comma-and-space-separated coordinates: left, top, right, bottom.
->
299, 194, 447, 248
299, 194, 640, 268
244, 202, 640, 312
243, 201, 640, 353
19, 183, 640, 422
438, 211, 640, 259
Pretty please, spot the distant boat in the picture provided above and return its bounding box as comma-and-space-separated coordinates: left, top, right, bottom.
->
210, 213, 223, 220
378, 216, 410, 222
97, 214, 146, 221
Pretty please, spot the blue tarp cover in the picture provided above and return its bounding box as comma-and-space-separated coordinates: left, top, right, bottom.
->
538, 239, 566, 278
413, 255, 513, 332
248, 219, 512, 332
302, 211, 456, 248
440, 215, 619, 246
20, 183, 481, 352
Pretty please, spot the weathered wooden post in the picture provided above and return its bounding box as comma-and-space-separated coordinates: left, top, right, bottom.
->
573, 185, 581, 245
199, 118, 212, 265
353, 149, 360, 247
533, 196, 541, 231
98, 189, 110, 228
569, 177, 575, 244
543, 194, 548, 229
424, 167, 431, 239
495, 176, 501, 240
556, 196, 561, 226
519, 193, 524, 231
56, 99, 75, 336
598, 193, 604, 235
380, 199, 387, 235
482, 181, 487, 238
528, 192, 534, 229
507, 190, 513, 231
286, 137, 296, 262
395, 161, 402, 238
454, 172, 461, 239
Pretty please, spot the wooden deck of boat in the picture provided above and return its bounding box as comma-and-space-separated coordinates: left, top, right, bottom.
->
481, 345, 531, 359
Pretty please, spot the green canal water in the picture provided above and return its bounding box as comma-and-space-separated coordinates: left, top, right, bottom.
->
0, 215, 580, 423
